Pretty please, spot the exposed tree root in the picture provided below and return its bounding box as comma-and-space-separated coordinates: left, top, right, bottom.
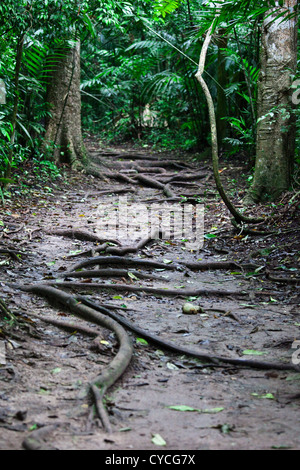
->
266, 272, 300, 284
70, 255, 181, 272
0, 248, 24, 261
163, 172, 207, 183
68, 255, 255, 274
77, 295, 299, 372
45, 280, 247, 297
106, 233, 160, 256
45, 229, 121, 246
22, 424, 60, 450
67, 243, 108, 258
232, 220, 275, 236
59, 268, 166, 281
134, 165, 166, 174
102, 171, 138, 185
0, 297, 19, 324
135, 174, 177, 198
90, 384, 112, 434
19, 284, 133, 433
86, 187, 136, 197
184, 261, 242, 271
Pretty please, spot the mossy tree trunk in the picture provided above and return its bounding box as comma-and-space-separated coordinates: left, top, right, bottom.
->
245, 1, 298, 203
43, 40, 88, 169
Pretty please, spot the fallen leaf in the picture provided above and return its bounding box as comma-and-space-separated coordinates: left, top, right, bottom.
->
251, 392, 274, 399
151, 434, 166, 446
136, 338, 148, 345
242, 349, 267, 356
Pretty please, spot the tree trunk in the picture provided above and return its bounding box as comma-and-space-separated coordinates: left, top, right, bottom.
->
245, 1, 298, 203
43, 41, 88, 168
216, 28, 228, 150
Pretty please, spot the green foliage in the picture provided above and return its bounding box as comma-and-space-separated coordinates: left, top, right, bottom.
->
33, 158, 62, 180
0, 0, 298, 190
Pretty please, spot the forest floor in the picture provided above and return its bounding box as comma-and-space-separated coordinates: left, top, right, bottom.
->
0, 138, 300, 451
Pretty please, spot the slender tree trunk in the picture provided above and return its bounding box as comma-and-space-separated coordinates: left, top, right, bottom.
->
216, 28, 228, 150
43, 40, 88, 168
6, 35, 24, 178
245, 0, 298, 203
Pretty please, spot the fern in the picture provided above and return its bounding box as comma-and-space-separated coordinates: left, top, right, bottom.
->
153, 0, 183, 18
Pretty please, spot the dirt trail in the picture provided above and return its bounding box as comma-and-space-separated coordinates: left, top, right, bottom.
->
0, 141, 299, 450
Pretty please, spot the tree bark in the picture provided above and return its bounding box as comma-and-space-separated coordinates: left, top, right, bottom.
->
43, 41, 88, 168
216, 28, 228, 150
245, 1, 298, 203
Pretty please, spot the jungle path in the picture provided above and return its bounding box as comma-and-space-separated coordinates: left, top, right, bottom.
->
0, 140, 299, 450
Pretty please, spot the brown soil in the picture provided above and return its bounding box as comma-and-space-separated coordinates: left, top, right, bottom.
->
0, 140, 299, 451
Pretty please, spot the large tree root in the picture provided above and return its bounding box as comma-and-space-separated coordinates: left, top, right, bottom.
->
69, 255, 252, 274
266, 272, 300, 284
45, 229, 121, 246
0, 248, 24, 262
45, 280, 247, 297
22, 424, 60, 450
70, 255, 181, 272
76, 295, 299, 372
86, 187, 136, 197
135, 174, 177, 198
59, 268, 166, 281
20, 284, 133, 433
105, 233, 160, 256
67, 243, 108, 259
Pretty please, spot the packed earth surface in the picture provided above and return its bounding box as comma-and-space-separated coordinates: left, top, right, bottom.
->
0, 139, 300, 451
